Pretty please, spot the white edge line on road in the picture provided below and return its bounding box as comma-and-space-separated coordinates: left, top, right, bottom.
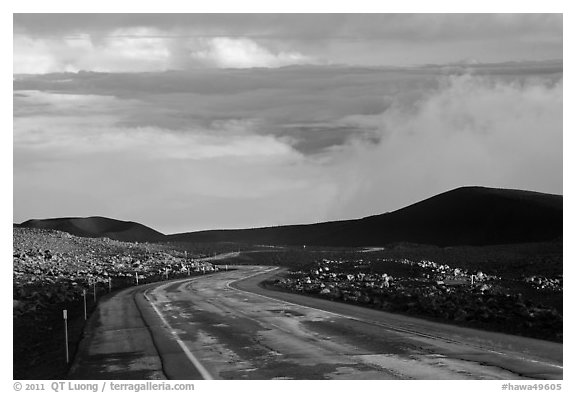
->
142, 289, 214, 380
225, 266, 564, 371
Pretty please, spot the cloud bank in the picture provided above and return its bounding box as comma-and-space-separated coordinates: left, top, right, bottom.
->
13, 64, 562, 233
14, 14, 562, 73
14, 30, 318, 73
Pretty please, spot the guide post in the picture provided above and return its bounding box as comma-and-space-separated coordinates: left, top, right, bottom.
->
63, 309, 69, 364
82, 289, 87, 320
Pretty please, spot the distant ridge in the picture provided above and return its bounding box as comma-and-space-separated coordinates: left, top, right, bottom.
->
16, 216, 164, 243
166, 186, 562, 247
16, 186, 562, 247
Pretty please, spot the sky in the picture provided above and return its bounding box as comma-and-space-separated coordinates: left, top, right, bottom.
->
12, 14, 563, 234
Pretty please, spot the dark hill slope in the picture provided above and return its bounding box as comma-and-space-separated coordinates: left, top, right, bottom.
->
167, 187, 562, 247
16, 187, 562, 247
17, 216, 164, 242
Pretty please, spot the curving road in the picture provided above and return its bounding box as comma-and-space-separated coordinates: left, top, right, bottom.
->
69, 265, 562, 380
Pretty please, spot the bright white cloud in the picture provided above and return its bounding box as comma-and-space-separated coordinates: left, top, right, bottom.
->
14, 28, 173, 74
328, 74, 563, 219
14, 31, 316, 74
14, 99, 300, 163
14, 36, 67, 74
187, 37, 314, 68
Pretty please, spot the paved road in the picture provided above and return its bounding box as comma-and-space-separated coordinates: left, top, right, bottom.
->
69, 265, 563, 380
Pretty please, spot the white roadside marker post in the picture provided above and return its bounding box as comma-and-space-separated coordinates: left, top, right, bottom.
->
108, 277, 112, 293
165, 267, 168, 280
136, 272, 139, 286
187, 267, 190, 276
82, 290, 87, 320
63, 310, 69, 364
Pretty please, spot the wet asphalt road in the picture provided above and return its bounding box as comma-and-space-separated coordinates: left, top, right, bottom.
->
69, 265, 563, 380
